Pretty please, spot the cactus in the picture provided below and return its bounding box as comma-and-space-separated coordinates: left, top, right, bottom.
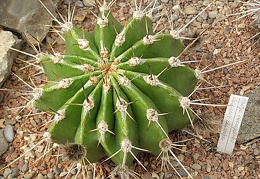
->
32, 0, 200, 173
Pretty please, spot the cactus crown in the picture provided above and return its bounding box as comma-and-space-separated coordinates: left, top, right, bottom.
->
33, 0, 200, 175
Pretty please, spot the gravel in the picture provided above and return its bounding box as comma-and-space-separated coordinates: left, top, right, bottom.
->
11, 168, 19, 178
3, 124, 14, 142
191, 163, 202, 170
53, 167, 61, 175
21, 163, 29, 173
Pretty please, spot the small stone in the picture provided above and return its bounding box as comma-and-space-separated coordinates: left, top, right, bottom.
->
0, 130, 8, 156
253, 149, 259, 156
164, 172, 172, 178
47, 172, 54, 179
223, 159, 229, 170
191, 163, 202, 170
0, 95, 3, 103
177, 169, 188, 177
238, 166, 244, 171
37, 173, 46, 179
206, 163, 211, 172
22, 163, 29, 173
184, 5, 198, 15
193, 153, 200, 160
30, 119, 37, 128
171, 14, 179, 21
59, 172, 67, 177
24, 172, 36, 179
209, 11, 218, 19
54, 167, 61, 175
83, 0, 95, 6
11, 168, 19, 178
200, 12, 208, 20
237, 23, 246, 29
37, 145, 45, 153
3, 168, 12, 177
223, 67, 228, 75
76, 1, 84, 7
64, 0, 73, 4
4, 124, 14, 142
204, 176, 211, 179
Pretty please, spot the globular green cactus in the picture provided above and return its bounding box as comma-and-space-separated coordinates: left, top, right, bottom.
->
33, 1, 199, 175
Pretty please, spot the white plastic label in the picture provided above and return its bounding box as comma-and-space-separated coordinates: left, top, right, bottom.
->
217, 94, 248, 154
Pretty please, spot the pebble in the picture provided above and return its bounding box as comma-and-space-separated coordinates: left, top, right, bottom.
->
11, 168, 19, 178
184, 5, 198, 15
22, 163, 29, 173
191, 163, 202, 170
193, 152, 200, 160
37, 173, 46, 179
47, 172, 54, 179
3, 124, 14, 142
208, 11, 218, 19
30, 119, 37, 128
171, 14, 179, 22
24, 172, 36, 179
253, 149, 259, 156
177, 169, 188, 177
64, 0, 74, 4
3, 168, 12, 177
76, 1, 84, 8
0, 130, 8, 156
0, 95, 3, 103
54, 167, 61, 175
200, 11, 208, 20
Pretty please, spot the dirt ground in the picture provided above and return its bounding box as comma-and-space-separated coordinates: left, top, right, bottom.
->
0, 0, 259, 178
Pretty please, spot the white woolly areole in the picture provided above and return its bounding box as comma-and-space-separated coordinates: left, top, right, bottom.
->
128, 57, 141, 67
179, 96, 191, 109
159, 138, 172, 152
97, 17, 109, 28
133, 11, 145, 20
102, 78, 111, 92
146, 108, 159, 122
88, 76, 99, 86
35, 52, 44, 63
83, 97, 95, 112
168, 57, 182, 67
170, 30, 180, 39
142, 35, 156, 45
61, 22, 73, 32
78, 64, 94, 73
43, 132, 52, 142
116, 98, 128, 112
33, 88, 43, 100
78, 39, 90, 51
115, 33, 125, 46
50, 53, 63, 64
121, 139, 132, 152
57, 78, 73, 89
143, 75, 159, 86
194, 69, 204, 80
98, 120, 109, 137
100, 41, 109, 59
53, 109, 66, 123
118, 76, 130, 87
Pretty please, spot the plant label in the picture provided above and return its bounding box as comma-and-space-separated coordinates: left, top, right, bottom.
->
217, 94, 248, 154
